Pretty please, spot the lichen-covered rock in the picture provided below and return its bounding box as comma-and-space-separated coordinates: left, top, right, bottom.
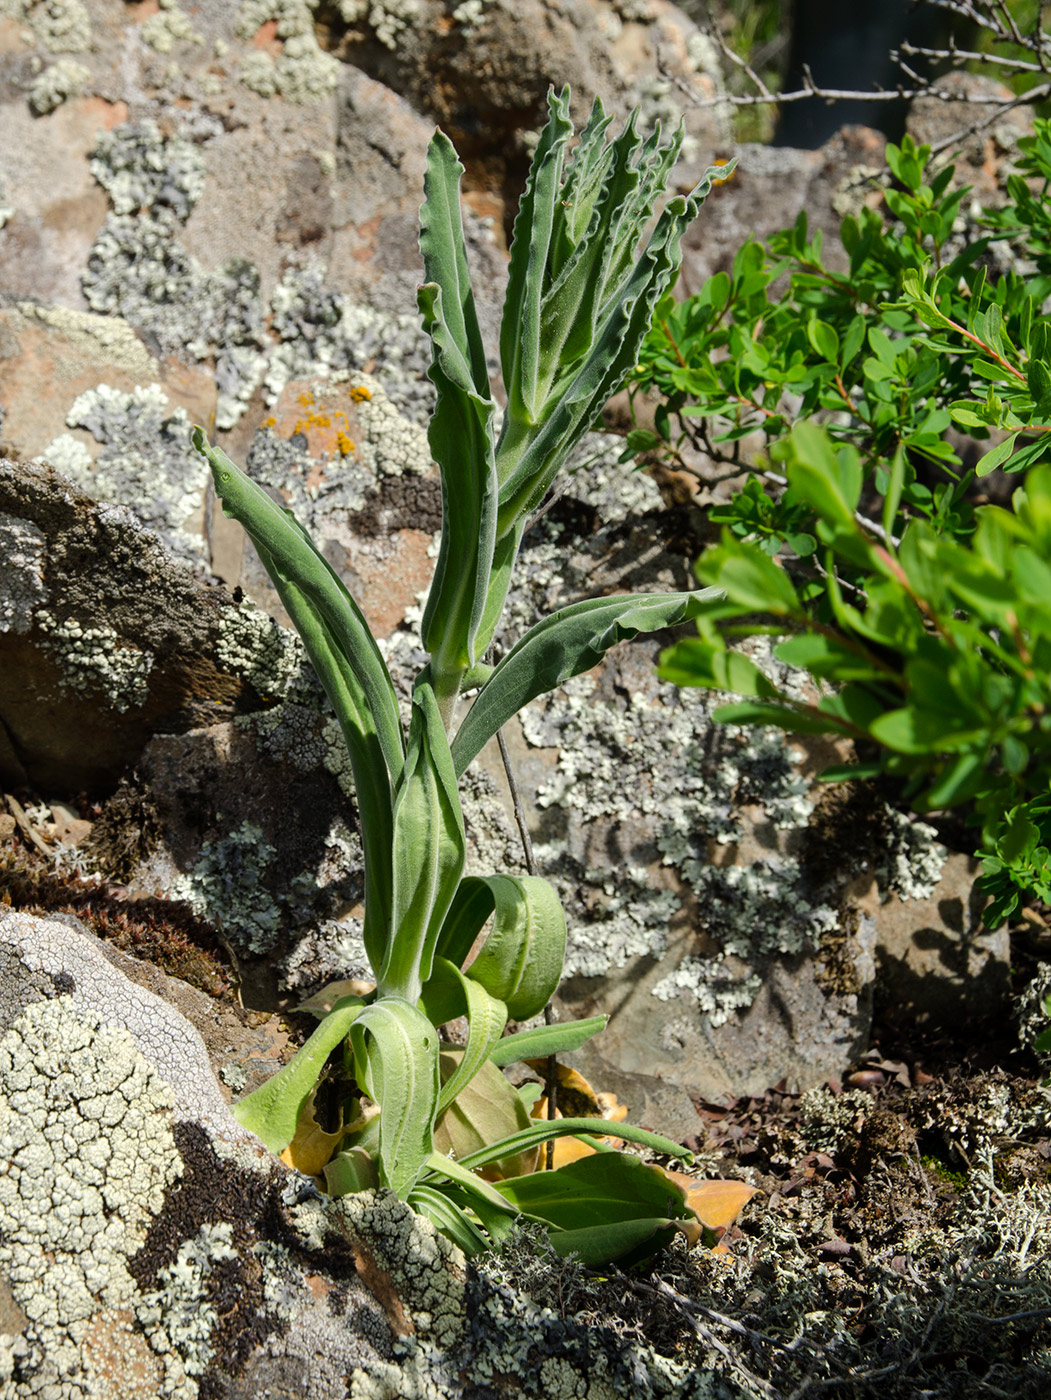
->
0, 943, 733, 1398
0, 457, 305, 791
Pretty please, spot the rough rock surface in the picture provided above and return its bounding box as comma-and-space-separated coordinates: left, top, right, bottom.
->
0, 3, 1028, 1390
0, 911, 729, 1399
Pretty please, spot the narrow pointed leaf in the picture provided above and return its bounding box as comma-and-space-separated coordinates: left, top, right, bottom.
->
259, 562, 393, 974
487, 1014, 608, 1066
423, 1150, 523, 1216
350, 998, 441, 1198
417, 133, 498, 679
192, 430, 404, 783
233, 996, 366, 1154
452, 590, 722, 775
408, 1184, 491, 1256
456, 1117, 693, 1172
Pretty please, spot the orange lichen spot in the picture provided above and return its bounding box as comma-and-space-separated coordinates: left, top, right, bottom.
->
298, 391, 315, 407
336, 431, 355, 456
292, 419, 306, 435
350, 385, 372, 403
312, 414, 331, 428
262, 416, 276, 428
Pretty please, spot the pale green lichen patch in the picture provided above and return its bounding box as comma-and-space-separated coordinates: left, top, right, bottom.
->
216, 598, 306, 697
28, 55, 89, 113
0, 996, 183, 1396
236, 0, 339, 101
140, 0, 203, 54
0, 0, 91, 52
0, 512, 46, 633
35, 608, 155, 711
134, 1222, 236, 1393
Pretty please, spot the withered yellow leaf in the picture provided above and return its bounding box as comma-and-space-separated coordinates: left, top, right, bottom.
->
680, 1178, 758, 1231
280, 1086, 345, 1177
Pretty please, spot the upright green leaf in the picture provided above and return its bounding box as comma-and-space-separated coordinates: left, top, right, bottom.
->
259, 563, 395, 972
495, 142, 728, 533
417, 133, 498, 692
350, 998, 441, 1198
381, 678, 466, 1001
452, 589, 722, 776
500, 86, 575, 430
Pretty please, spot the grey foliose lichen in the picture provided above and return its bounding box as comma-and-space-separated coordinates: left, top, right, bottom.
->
0, 996, 183, 1397
876, 804, 947, 900
42, 383, 210, 561
80, 118, 428, 432
216, 598, 306, 697
90, 120, 205, 220
0, 512, 46, 633
168, 806, 365, 964
265, 266, 433, 425
168, 821, 284, 957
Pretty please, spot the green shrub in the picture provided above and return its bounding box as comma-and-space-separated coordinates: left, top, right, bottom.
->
639, 125, 1051, 928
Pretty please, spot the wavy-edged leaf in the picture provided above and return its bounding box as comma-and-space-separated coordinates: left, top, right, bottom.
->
426, 957, 508, 1113
350, 998, 441, 1198
495, 161, 728, 534
487, 1014, 608, 1066
233, 995, 366, 1155
452, 874, 566, 1020
382, 678, 466, 1001
500, 85, 575, 430
417, 134, 497, 682
452, 590, 721, 775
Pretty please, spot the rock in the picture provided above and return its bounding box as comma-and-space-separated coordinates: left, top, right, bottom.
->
0, 911, 725, 1398
858, 851, 1011, 1026
0, 456, 303, 792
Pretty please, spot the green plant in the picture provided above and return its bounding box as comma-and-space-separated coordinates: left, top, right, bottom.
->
658, 425, 1051, 924
192, 89, 734, 1264
628, 126, 1051, 495
627, 122, 1051, 927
